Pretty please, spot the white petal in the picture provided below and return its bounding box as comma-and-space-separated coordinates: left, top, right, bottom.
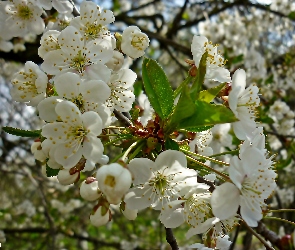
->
155, 150, 187, 173
124, 188, 153, 210
80, 79, 111, 103
37, 97, 64, 122
56, 101, 82, 125
82, 136, 103, 162
128, 158, 154, 185
211, 182, 240, 220
54, 142, 83, 169
54, 73, 81, 99
240, 196, 262, 227
160, 207, 185, 228
81, 111, 102, 135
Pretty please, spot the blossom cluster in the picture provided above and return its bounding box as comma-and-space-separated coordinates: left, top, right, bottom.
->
7, 1, 280, 249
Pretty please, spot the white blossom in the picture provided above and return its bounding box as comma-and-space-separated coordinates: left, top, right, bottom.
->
41, 26, 112, 81
57, 169, 80, 185
11, 61, 48, 106
90, 205, 111, 227
41, 101, 104, 169
80, 178, 102, 201
121, 26, 149, 59
70, 0, 115, 44
37, 72, 111, 125
31, 0, 73, 13
124, 150, 198, 210
96, 163, 132, 205
2, 0, 45, 38
106, 69, 137, 112
211, 146, 276, 227
159, 184, 211, 229
191, 35, 231, 82
228, 69, 260, 140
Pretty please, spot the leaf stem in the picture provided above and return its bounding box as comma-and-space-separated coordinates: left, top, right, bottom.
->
173, 75, 192, 99
185, 155, 230, 181
181, 148, 230, 166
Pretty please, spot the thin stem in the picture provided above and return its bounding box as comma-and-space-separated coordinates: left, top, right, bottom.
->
165, 228, 179, 250
174, 75, 192, 99
241, 218, 275, 250
269, 209, 295, 213
209, 149, 239, 157
186, 155, 230, 181
121, 139, 144, 163
264, 217, 295, 227
181, 148, 230, 166
105, 126, 126, 130
126, 140, 145, 163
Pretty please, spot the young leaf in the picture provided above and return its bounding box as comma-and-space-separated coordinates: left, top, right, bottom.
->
184, 125, 213, 133
178, 100, 238, 129
3, 126, 41, 138
190, 52, 207, 98
197, 83, 226, 103
164, 138, 179, 150
46, 164, 60, 177
167, 85, 196, 133
142, 58, 174, 120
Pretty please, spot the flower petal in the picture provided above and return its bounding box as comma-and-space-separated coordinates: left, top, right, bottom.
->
211, 182, 240, 220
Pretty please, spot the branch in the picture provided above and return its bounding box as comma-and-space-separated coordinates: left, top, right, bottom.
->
113, 109, 132, 127
166, 0, 190, 39
256, 221, 281, 249
165, 228, 179, 250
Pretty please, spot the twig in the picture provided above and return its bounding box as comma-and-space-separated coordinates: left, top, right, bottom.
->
242, 220, 275, 250
113, 109, 132, 127
165, 228, 179, 250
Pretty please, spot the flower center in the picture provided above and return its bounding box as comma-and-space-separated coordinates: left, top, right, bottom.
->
71, 51, 90, 73
71, 94, 85, 112
150, 173, 168, 195
85, 23, 104, 39
131, 35, 148, 50
71, 126, 88, 142
17, 5, 33, 20
104, 175, 116, 187
204, 41, 226, 67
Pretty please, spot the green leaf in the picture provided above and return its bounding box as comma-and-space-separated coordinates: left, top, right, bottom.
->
142, 58, 174, 120
3, 126, 41, 138
197, 83, 226, 103
184, 125, 213, 133
164, 138, 179, 150
190, 52, 207, 98
288, 11, 295, 20
178, 100, 238, 129
232, 54, 244, 65
167, 85, 196, 133
46, 164, 59, 177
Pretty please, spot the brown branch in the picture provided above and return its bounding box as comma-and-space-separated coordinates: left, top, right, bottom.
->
166, 0, 190, 39
165, 227, 179, 250
256, 221, 281, 249
113, 109, 132, 127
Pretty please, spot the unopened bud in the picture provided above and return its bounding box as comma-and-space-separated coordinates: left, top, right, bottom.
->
90, 205, 111, 227
96, 163, 132, 205
57, 169, 80, 185
80, 180, 102, 201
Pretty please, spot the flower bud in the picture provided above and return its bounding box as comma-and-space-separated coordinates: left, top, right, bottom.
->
57, 169, 80, 185
31, 141, 47, 162
120, 202, 137, 220
80, 179, 102, 201
96, 163, 132, 205
105, 51, 124, 72
90, 205, 111, 227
